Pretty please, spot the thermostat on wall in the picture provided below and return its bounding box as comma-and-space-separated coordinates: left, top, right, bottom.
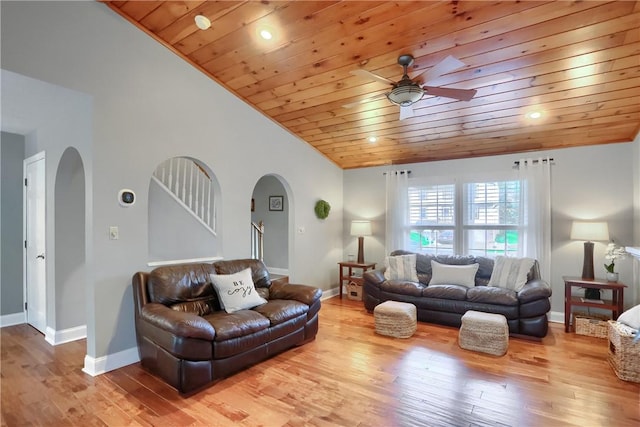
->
118, 189, 136, 207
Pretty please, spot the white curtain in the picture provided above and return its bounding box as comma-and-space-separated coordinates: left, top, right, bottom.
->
385, 170, 409, 255
517, 158, 552, 283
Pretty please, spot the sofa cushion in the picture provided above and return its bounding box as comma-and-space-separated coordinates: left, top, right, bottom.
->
381, 280, 426, 297
147, 263, 217, 306
430, 261, 479, 287
384, 254, 419, 282
214, 259, 271, 288
170, 299, 218, 316
204, 310, 270, 342
253, 300, 309, 326
488, 256, 535, 292
210, 268, 268, 313
467, 286, 518, 306
422, 284, 468, 300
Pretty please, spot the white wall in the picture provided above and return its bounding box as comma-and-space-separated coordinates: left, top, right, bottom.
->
344, 142, 637, 316
1, 1, 343, 369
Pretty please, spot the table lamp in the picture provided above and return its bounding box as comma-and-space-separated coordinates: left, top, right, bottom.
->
350, 220, 372, 264
570, 221, 609, 299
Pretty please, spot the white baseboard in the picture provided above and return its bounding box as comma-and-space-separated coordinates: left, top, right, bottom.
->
0, 312, 26, 328
82, 346, 140, 377
548, 310, 564, 324
321, 287, 339, 300
267, 267, 289, 276
45, 325, 87, 346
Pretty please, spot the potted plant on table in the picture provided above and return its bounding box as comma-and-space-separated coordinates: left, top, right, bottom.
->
604, 242, 628, 282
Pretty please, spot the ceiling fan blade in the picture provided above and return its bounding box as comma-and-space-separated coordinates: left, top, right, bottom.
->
413, 55, 466, 84
350, 69, 395, 86
423, 86, 477, 101
342, 92, 388, 108
399, 105, 414, 121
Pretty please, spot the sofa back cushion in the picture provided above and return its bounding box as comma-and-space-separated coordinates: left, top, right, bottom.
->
213, 259, 272, 288
147, 263, 219, 315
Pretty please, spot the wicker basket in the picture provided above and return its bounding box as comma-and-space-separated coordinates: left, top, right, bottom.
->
608, 321, 640, 383
346, 281, 363, 301
573, 312, 610, 338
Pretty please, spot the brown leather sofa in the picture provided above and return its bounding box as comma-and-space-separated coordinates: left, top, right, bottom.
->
132, 259, 321, 394
363, 251, 551, 338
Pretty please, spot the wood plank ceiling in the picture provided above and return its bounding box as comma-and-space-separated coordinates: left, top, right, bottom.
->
105, 1, 640, 169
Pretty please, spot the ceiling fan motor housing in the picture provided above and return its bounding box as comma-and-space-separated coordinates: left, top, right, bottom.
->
387, 79, 424, 106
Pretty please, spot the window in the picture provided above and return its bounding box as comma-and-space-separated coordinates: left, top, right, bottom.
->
407, 178, 522, 257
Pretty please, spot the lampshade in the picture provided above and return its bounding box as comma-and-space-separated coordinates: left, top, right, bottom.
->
386, 84, 424, 106
570, 221, 610, 241
350, 220, 372, 237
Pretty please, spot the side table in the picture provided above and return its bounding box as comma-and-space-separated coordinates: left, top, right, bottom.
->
338, 261, 376, 299
563, 276, 626, 333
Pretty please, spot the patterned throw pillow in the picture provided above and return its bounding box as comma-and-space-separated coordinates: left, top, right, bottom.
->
210, 268, 267, 313
429, 260, 479, 287
488, 256, 535, 292
384, 254, 419, 282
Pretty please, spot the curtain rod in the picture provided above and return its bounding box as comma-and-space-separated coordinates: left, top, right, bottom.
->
513, 158, 554, 166
383, 170, 411, 175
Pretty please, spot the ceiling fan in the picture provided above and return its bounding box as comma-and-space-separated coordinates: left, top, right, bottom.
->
346, 54, 477, 120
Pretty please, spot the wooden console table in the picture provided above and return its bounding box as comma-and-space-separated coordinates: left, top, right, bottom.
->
338, 261, 376, 299
563, 276, 626, 333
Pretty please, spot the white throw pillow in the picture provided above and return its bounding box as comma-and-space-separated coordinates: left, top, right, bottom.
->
384, 254, 419, 282
488, 256, 535, 292
617, 304, 640, 330
210, 268, 267, 313
429, 261, 479, 287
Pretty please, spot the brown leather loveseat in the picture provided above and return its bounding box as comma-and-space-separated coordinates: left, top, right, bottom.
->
132, 259, 321, 394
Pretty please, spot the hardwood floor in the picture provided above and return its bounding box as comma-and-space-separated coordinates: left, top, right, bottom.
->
2, 297, 639, 426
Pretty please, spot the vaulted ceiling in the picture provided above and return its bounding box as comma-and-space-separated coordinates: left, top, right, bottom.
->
105, 1, 640, 169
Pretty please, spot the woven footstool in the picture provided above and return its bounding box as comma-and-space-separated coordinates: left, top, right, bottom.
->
459, 310, 509, 356
374, 301, 417, 338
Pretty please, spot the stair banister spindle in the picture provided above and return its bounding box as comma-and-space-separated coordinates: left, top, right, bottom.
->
195, 171, 200, 216
206, 179, 211, 226
168, 158, 174, 192
189, 161, 194, 209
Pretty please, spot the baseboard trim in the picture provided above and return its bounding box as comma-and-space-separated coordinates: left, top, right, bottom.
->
45, 325, 87, 346
321, 287, 339, 300
82, 346, 140, 377
0, 312, 26, 328
548, 310, 563, 324
267, 267, 289, 276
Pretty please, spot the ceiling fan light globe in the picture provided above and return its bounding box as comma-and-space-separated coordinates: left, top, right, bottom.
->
387, 85, 424, 106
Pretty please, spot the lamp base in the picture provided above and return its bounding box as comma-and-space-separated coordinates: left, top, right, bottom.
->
357, 236, 365, 264
581, 241, 595, 280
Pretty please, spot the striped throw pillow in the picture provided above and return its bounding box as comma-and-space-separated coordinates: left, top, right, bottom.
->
488, 256, 535, 292
384, 254, 418, 282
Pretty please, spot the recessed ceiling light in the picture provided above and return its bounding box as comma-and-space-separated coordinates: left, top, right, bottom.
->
368, 136, 377, 143
527, 111, 542, 119
259, 29, 273, 40
194, 15, 211, 30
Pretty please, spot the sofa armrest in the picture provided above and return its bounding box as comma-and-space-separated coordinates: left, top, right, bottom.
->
139, 303, 215, 340
269, 283, 322, 306
517, 279, 552, 304
363, 269, 386, 287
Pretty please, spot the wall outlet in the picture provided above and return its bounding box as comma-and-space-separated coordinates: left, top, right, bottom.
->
109, 226, 119, 240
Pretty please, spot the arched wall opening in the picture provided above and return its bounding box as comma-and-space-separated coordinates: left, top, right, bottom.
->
251, 174, 291, 271
54, 147, 86, 335
148, 156, 222, 262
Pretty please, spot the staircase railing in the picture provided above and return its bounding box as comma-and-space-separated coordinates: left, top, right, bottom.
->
152, 157, 216, 235
251, 221, 264, 261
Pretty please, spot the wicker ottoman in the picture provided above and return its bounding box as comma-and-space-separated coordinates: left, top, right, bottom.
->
608, 320, 640, 383
459, 310, 509, 356
374, 301, 417, 338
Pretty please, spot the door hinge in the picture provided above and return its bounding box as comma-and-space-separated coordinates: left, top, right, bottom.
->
24, 240, 27, 249
24, 178, 27, 186
24, 302, 27, 310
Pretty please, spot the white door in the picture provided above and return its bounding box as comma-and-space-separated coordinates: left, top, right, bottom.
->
24, 152, 46, 334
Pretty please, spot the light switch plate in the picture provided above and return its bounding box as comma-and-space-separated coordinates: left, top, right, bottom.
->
109, 226, 119, 240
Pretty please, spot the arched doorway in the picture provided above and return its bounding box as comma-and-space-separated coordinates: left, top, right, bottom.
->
251, 175, 290, 273
53, 147, 86, 343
